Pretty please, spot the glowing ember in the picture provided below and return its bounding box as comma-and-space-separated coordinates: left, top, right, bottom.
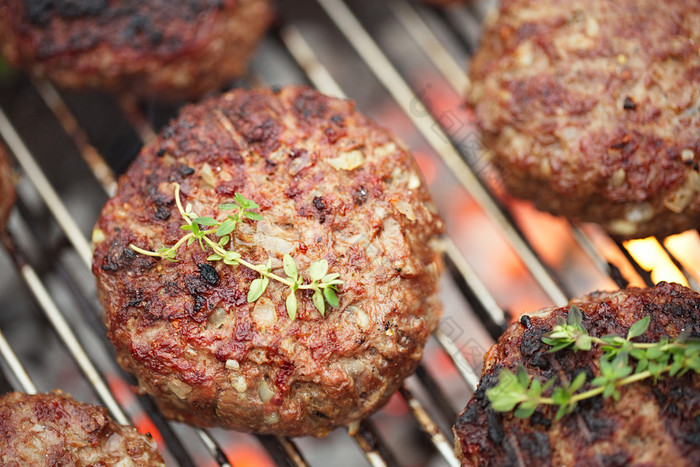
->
624, 238, 688, 286
664, 231, 700, 286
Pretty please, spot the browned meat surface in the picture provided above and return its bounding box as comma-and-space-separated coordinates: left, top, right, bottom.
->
0, 0, 273, 100
0, 143, 14, 230
454, 282, 700, 466
92, 86, 444, 436
468, 0, 700, 238
0, 390, 164, 466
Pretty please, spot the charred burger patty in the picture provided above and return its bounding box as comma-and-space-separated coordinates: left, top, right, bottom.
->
0, 0, 273, 100
454, 282, 700, 465
0, 390, 164, 465
468, 0, 700, 238
92, 86, 444, 436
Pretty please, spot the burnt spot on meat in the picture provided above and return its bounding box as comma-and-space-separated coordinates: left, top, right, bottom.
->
486, 410, 504, 444
331, 115, 345, 126
101, 242, 143, 272
313, 196, 326, 211
178, 165, 195, 176
599, 451, 632, 466
25, 0, 108, 25
520, 314, 532, 328
623, 96, 637, 110
193, 294, 206, 313
353, 186, 369, 205
154, 206, 171, 220
530, 411, 551, 429
519, 432, 552, 462
288, 148, 306, 159
293, 91, 329, 120
198, 264, 219, 286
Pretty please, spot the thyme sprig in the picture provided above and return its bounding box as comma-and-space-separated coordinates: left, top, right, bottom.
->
130, 183, 342, 320
487, 305, 700, 421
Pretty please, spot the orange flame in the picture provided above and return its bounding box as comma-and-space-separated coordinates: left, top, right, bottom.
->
623, 237, 688, 286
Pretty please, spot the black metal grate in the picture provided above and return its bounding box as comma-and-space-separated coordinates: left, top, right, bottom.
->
0, 1, 698, 465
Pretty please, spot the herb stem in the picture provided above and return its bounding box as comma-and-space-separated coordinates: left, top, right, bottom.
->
127, 182, 342, 320
533, 366, 670, 407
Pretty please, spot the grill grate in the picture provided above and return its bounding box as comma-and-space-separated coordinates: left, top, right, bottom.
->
1, 0, 699, 465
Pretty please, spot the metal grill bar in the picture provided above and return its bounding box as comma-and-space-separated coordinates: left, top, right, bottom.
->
0, 327, 37, 394
351, 420, 399, 467
0, 233, 130, 425
398, 384, 459, 467
32, 79, 118, 196
0, 108, 92, 266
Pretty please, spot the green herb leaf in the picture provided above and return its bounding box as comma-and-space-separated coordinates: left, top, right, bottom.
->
207, 254, 222, 261
322, 273, 341, 283
570, 371, 587, 393
244, 211, 263, 221
309, 260, 329, 282
218, 236, 230, 246
219, 203, 237, 211
248, 278, 266, 302
235, 193, 259, 210
568, 305, 583, 326
324, 287, 339, 307
217, 219, 237, 237
194, 216, 218, 226
486, 369, 527, 412
286, 291, 297, 320
283, 254, 298, 280
627, 316, 650, 340
313, 290, 325, 317
223, 251, 241, 266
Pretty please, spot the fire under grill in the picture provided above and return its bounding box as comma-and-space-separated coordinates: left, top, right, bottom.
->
1, 0, 699, 465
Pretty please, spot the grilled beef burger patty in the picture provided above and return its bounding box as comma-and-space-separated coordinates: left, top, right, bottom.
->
0, 143, 14, 230
468, 0, 700, 238
454, 282, 700, 466
0, 0, 273, 100
0, 390, 164, 466
92, 86, 444, 436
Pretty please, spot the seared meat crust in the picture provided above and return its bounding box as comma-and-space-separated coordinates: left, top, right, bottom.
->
0, 143, 14, 230
468, 0, 700, 238
92, 86, 444, 436
0, 0, 273, 100
0, 390, 164, 466
454, 282, 700, 466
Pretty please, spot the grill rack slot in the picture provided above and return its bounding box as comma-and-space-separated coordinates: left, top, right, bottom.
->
0, 1, 699, 465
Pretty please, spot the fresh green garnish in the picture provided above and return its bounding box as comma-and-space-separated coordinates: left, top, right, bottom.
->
130, 183, 343, 320
487, 306, 700, 421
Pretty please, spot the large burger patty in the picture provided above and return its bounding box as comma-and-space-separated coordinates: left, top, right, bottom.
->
0, 0, 273, 100
468, 0, 700, 239
0, 143, 14, 231
0, 390, 164, 465
92, 85, 444, 436
454, 282, 700, 466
